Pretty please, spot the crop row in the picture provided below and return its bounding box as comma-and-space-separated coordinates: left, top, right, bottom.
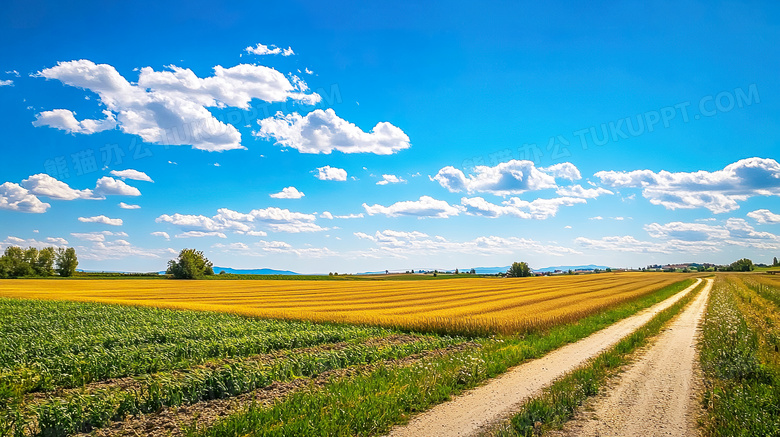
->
699, 275, 780, 436
0, 274, 688, 337
2, 334, 463, 437
0, 298, 392, 396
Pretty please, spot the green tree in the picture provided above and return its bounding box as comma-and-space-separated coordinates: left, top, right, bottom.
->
507, 261, 532, 277
55, 247, 79, 277
728, 258, 754, 272
3, 246, 33, 277
774, 256, 779, 267
35, 247, 56, 276
167, 248, 214, 279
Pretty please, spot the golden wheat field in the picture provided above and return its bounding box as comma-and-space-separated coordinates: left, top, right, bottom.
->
0, 272, 689, 335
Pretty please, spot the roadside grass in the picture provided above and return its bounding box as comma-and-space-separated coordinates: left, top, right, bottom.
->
185, 279, 695, 436
699, 275, 780, 436
490, 278, 706, 436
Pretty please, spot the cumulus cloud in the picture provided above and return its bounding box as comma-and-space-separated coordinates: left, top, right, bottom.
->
156, 206, 325, 234
0, 182, 50, 213
460, 196, 586, 220
540, 163, 581, 181
315, 165, 348, 181
0, 79, 13, 86
270, 186, 305, 199
32, 109, 116, 134
377, 174, 406, 185
175, 231, 227, 239
355, 229, 580, 257
555, 185, 613, 199
245, 43, 295, 56
256, 108, 410, 155
432, 160, 576, 195
119, 202, 141, 209
0, 236, 68, 250
78, 215, 123, 226
35, 60, 320, 152
94, 177, 141, 197
644, 222, 730, 241
363, 196, 463, 219
595, 157, 780, 213
21, 174, 95, 200
580, 218, 780, 254
150, 231, 170, 240
320, 211, 334, 219
70, 231, 127, 242
110, 169, 154, 182
747, 209, 780, 224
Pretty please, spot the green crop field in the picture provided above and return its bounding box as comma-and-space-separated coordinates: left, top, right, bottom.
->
0, 277, 703, 437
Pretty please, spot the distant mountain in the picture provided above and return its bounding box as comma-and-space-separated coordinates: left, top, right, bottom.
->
212, 267, 300, 275
533, 264, 612, 273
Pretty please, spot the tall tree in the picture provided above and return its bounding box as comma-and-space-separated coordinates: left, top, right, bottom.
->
507, 261, 532, 277
55, 247, 79, 277
728, 258, 754, 272
36, 247, 56, 276
774, 256, 779, 267
167, 248, 214, 279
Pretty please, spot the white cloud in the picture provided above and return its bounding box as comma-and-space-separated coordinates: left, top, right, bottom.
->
94, 177, 141, 197
555, 184, 613, 199
21, 174, 95, 200
35, 60, 319, 152
110, 169, 154, 182
242, 230, 269, 237
119, 202, 141, 209
78, 215, 123, 226
334, 213, 364, 219
376, 174, 406, 185
0, 236, 68, 250
32, 109, 116, 134
460, 196, 586, 220
256, 108, 410, 155
0, 79, 13, 86
432, 160, 570, 195
150, 231, 170, 240
320, 211, 334, 219
540, 163, 581, 181
270, 186, 305, 199
0, 182, 50, 213
644, 222, 730, 241
580, 218, 780, 254
315, 165, 348, 181
355, 230, 580, 257
245, 43, 295, 56
175, 231, 227, 238
595, 157, 780, 213
157, 206, 325, 234
76, 239, 164, 261
747, 209, 780, 224
363, 196, 463, 219
590, 216, 604, 220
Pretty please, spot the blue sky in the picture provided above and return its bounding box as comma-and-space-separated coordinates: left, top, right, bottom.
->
1, 1, 780, 273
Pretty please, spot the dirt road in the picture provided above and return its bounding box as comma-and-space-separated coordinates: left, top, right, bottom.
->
552, 278, 712, 437
386, 278, 703, 437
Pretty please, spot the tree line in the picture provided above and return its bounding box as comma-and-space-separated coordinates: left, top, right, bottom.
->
0, 246, 78, 278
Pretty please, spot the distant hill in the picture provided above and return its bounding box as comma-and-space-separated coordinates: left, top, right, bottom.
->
212, 267, 300, 275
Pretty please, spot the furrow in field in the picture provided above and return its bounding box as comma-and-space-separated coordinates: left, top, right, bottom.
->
385, 278, 703, 437
77, 342, 480, 437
